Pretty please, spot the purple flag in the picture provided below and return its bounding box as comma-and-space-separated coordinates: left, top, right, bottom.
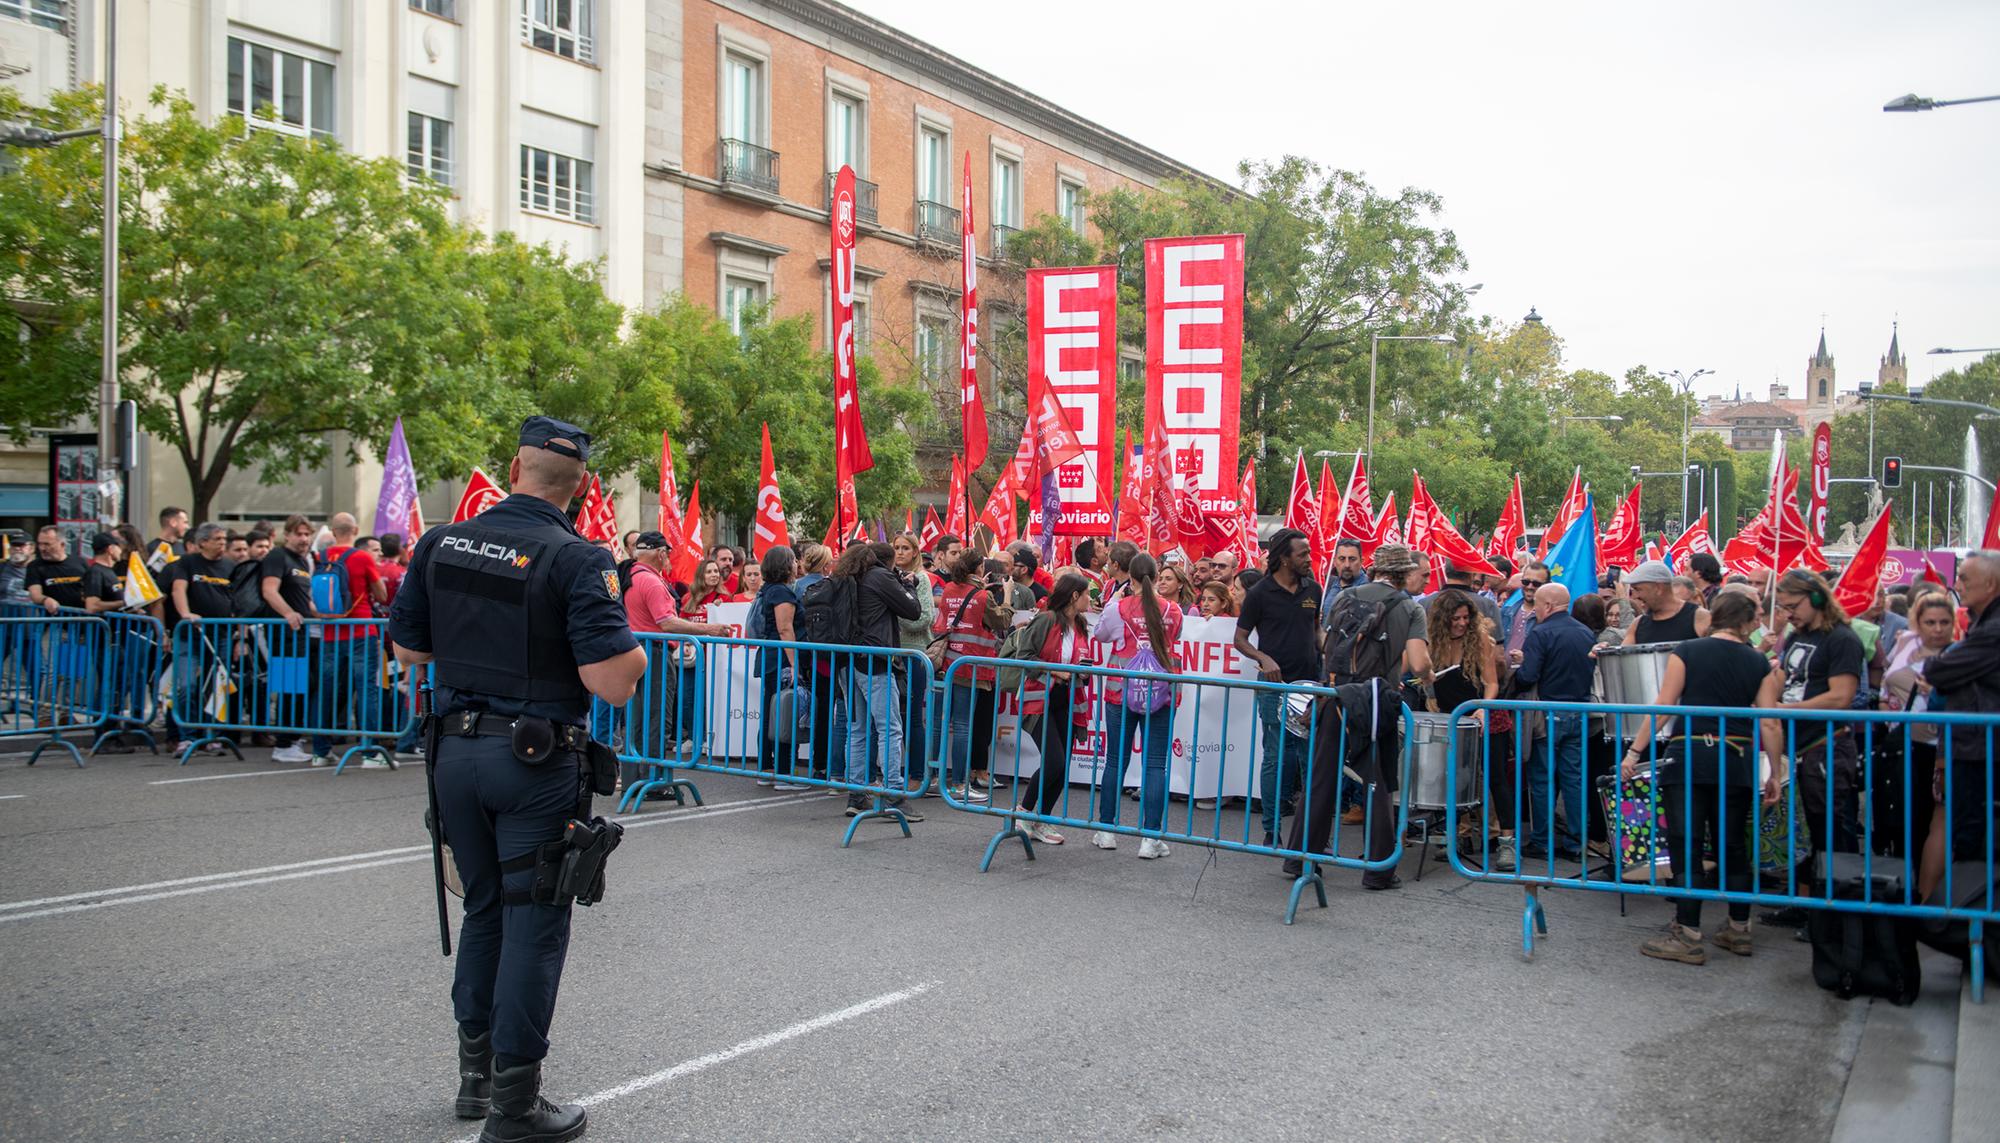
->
373, 417, 418, 540
1037, 473, 1059, 564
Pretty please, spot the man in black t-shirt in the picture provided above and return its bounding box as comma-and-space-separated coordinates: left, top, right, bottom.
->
1235, 529, 1324, 847
25, 526, 88, 613
259, 515, 320, 763
170, 523, 237, 622
1773, 569, 1866, 858
80, 532, 126, 613
146, 506, 189, 574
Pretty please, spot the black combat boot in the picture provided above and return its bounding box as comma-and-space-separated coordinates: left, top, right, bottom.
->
456, 1027, 493, 1119
480, 1057, 587, 1143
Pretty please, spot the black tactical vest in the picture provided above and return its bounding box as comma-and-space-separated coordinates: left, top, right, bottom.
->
424, 517, 589, 705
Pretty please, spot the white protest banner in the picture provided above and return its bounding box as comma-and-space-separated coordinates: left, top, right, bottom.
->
700, 603, 764, 759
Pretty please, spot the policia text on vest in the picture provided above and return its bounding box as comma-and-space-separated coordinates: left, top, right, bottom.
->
389, 416, 649, 1143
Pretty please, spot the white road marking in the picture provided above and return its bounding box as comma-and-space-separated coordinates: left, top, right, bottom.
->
454, 982, 936, 1139
0, 793, 820, 923
149, 768, 339, 785
0, 794, 24, 800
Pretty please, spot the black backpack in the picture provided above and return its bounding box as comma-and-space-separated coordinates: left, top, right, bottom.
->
1323, 587, 1406, 684
1806, 854, 1922, 1006
796, 576, 858, 647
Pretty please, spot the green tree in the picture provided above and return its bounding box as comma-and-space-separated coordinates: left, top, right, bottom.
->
1825, 355, 1999, 544
0, 88, 482, 521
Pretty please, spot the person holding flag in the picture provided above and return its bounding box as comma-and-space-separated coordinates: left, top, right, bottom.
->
1511, 493, 1600, 863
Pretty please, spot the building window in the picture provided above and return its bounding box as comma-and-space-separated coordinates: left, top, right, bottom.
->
915, 314, 952, 387
1059, 179, 1086, 233
918, 124, 949, 205
519, 146, 594, 223
226, 37, 335, 139
407, 112, 453, 188
523, 0, 593, 64
723, 51, 766, 146
827, 89, 865, 175
724, 275, 767, 340
992, 154, 1021, 229
0, 0, 65, 32
409, 0, 455, 17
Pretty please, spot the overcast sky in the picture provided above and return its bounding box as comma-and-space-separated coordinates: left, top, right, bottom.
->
852, 0, 1999, 400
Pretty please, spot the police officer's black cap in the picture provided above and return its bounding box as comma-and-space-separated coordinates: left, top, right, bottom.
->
519, 416, 591, 463
632, 531, 670, 551
90, 531, 122, 555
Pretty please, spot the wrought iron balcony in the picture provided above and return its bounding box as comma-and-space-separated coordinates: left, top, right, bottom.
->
825, 171, 879, 225
915, 199, 960, 247
991, 224, 1023, 260
718, 138, 779, 196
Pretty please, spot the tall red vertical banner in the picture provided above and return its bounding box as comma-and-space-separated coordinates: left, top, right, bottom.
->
1026, 266, 1118, 535
830, 166, 869, 539
1807, 421, 1831, 545
1144, 235, 1245, 515
960, 153, 988, 470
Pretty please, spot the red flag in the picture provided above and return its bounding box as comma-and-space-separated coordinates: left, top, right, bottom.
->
1982, 480, 2000, 550
1413, 473, 1502, 580
920, 506, 944, 551
1142, 415, 1183, 557
451, 467, 504, 523
1667, 511, 1716, 565
752, 423, 791, 559
1371, 493, 1402, 554
578, 475, 618, 543
821, 515, 838, 552
656, 430, 683, 545
1335, 453, 1374, 543
1314, 460, 1341, 569
977, 471, 1018, 549
945, 456, 968, 538
1644, 541, 1662, 563
669, 483, 704, 583
1115, 430, 1148, 547
1833, 502, 1894, 616
1234, 459, 1261, 567
1488, 474, 1525, 559
831, 166, 871, 493
959, 153, 988, 469
1028, 380, 1089, 480
1404, 473, 1435, 570
834, 468, 860, 553
1539, 468, 1586, 557
1598, 484, 1644, 571
1283, 451, 1327, 568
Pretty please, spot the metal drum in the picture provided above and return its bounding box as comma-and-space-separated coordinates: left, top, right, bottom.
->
1595, 641, 1679, 709
1408, 710, 1483, 809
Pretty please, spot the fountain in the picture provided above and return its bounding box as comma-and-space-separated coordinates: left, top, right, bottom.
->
1968, 426, 1989, 548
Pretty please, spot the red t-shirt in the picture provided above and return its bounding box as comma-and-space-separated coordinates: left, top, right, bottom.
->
624, 563, 677, 634
323, 544, 383, 641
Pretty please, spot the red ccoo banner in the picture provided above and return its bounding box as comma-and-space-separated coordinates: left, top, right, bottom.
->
1144, 235, 1244, 515
1026, 266, 1118, 535
1808, 421, 1831, 544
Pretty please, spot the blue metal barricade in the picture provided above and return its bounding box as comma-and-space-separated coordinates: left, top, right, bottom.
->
938, 653, 1413, 924
616, 633, 935, 846
599, 634, 706, 810
1444, 699, 1997, 998
77, 610, 168, 756
0, 614, 109, 767
169, 617, 414, 771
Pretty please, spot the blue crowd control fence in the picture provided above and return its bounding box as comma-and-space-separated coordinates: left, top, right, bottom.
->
937, 653, 1413, 924
0, 613, 109, 766
1444, 699, 1998, 995
71, 609, 169, 756
597, 634, 705, 810
169, 617, 414, 771
615, 634, 935, 846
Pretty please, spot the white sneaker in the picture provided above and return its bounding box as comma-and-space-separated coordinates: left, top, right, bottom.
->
310, 755, 334, 768
361, 756, 392, 769
950, 783, 990, 804
1492, 836, 1517, 873
677, 740, 696, 756
1138, 838, 1171, 860
1026, 822, 1065, 845
271, 744, 310, 764
755, 777, 776, 787
774, 780, 812, 791
1091, 831, 1118, 851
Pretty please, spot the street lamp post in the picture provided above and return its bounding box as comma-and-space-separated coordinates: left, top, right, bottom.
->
1659, 368, 1712, 525
1883, 92, 2000, 112
1560, 414, 1623, 435
1928, 347, 2000, 356
1365, 332, 1456, 483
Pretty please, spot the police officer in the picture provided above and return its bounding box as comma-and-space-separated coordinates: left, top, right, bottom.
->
390, 417, 645, 1143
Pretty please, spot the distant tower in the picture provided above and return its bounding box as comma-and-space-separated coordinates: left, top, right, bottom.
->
1878, 322, 1907, 390
1806, 326, 1835, 409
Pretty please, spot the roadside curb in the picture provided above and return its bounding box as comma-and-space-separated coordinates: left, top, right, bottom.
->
1954, 967, 1998, 1142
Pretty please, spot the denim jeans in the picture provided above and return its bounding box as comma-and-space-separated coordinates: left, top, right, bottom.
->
1525, 712, 1588, 855
313, 634, 382, 757
842, 666, 905, 791
1096, 702, 1173, 831
1256, 690, 1308, 844
946, 682, 996, 785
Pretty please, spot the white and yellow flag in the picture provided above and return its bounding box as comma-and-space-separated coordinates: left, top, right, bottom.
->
124, 552, 163, 609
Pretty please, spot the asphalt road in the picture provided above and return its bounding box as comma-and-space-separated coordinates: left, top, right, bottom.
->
0, 744, 1870, 1142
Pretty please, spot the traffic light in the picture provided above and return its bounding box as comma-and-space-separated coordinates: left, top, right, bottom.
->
1882, 456, 1902, 488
